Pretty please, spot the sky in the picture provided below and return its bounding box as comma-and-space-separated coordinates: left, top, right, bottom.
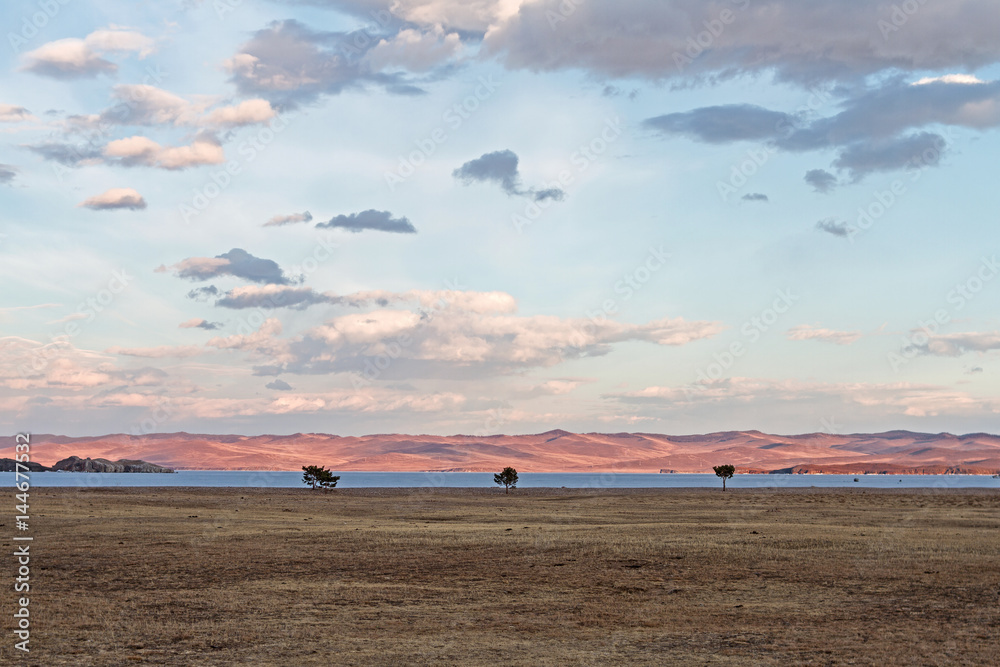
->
2, 0, 1000, 438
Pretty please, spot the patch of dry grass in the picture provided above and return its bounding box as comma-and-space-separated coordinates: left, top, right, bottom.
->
2, 487, 998, 665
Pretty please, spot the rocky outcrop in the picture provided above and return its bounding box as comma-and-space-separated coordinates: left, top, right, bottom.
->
49, 456, 175, 473
0, 459, 49, 472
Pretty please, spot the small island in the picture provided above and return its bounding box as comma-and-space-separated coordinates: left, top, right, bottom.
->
0, 456, 175, 473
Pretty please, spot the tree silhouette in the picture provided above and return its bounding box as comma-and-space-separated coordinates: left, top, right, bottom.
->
713, 464, 735, 491
302, 465, 340, 490
494, 466, 518, 494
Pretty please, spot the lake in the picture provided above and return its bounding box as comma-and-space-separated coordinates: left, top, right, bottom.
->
8, 471, 1000, 489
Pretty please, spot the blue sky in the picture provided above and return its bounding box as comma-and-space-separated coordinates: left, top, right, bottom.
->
2, 0, 1000, 437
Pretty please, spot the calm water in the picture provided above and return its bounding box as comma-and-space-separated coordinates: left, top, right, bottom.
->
8, 471, 1000, 489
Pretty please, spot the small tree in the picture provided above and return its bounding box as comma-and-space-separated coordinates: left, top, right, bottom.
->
302, 465, 340, 490
494, 466, 518, 494
713, 464, 735, 491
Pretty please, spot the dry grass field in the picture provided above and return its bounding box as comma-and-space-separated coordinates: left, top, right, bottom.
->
2, 487, 998, 665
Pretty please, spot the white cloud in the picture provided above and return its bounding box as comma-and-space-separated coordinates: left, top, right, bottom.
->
786, 325, 862, 346
913, 331, 1000, 357
103, 134, 225, 169
0, 104, 33, 123
201, 99, 276, 127
612, 377, 999, 419
106, 345, 204, 358
913, 74, 986, 86
21, 28, 154, 79
78, 187, 147, 211
205, 290, 723, 377
0, 336, 165, 391
100, 85, 276, 129
366, 27, 463, 72
84, 28, 155, 58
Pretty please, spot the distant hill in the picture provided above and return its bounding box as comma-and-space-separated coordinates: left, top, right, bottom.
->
4, 430, 1000, 474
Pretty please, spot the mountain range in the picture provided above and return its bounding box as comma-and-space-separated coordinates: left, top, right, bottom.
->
6, 430, 1000, 474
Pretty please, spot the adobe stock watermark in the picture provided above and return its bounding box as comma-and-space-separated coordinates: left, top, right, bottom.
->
17, 269, 133, 378
567, 245, 670, 350
544, 0, 585, 29
837, 128, 959, 243
717, 86, 833, 202
179, 114, 292, 224
473, 405, 513, 437
350, 277, 467, 388
384, 75, 501, 191
878, 0, 930, 40
7, 0, 73, 54
12, 433, 33, 653
512, 116, 622, 233
673, 0, 752, 73
686, 288, 798, 392
888, 254, 999, 372
223, 233, 340, 337
129, 396, 178, 436
50, 64, 168, 183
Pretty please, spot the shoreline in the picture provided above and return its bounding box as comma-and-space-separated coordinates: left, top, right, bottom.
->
26, 486, 1000, 496
19, 469, 1000, 475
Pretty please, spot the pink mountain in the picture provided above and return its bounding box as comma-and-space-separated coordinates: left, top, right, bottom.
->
6, 430, 1000, 474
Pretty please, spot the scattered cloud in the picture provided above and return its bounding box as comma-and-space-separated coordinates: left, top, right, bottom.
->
602, 85, 639, 99
77, 187, 147, 211
365, 25, 462, 72
608, 376, 997, 418
315, 209, 416, 234
265, 379, 293, 391
0, 104, 33, 123
907, 331, 1000, 357
0, 304, 61, 316
741, 193, 768, 202
0, 337, 169, 391
46, 313, 88, 325
106, 345, 203, 358
161, 248, 293, 285
202, 99, 276, 127
94, 85, 277, 130
453, 149, 564, 202
484, 1, 1000, 85
914, 74, 986, 86
21, 28, 154, 79
0, 164, 16, 184
206, 290, 723, 378
103, 133, 225, 170
186, 285, 221, 302
216, 285, 338, 310
453, 149, 521, 194
264, 211, 313, 227
832, 132, 945, 181
786, 325, 862, 345
179, 318, 222, 331
646, 78, 1000, 183
23, 142, 104, 167
644, 105, 792, 144
804, 169, 838, 193
816, 218, 853, 238
224, 19, 424, 107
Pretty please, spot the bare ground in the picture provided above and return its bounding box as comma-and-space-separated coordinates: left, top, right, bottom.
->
2, 487, 998, 665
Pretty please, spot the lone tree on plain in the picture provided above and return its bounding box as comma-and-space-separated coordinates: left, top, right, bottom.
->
494, 466, 518, 494
302, 465, 340, 490
713, 464, 735, 491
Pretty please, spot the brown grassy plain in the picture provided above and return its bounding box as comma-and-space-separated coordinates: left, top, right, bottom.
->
2, 487, 998, 665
